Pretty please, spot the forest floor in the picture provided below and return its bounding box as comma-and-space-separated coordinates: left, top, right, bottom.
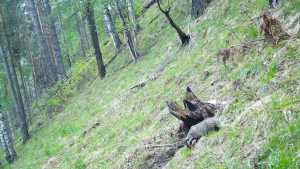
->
2, 0, 300, 168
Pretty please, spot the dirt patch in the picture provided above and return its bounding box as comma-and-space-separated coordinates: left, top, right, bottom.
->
138, 140, 184, 169
41, 157, 59, 169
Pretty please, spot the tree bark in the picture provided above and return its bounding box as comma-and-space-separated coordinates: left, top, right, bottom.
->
82, 17, 91, 50
127, 0, 140, 34
104, 6, 122, 50
43, 0, 67, 80
86, 0, 106, 78
157, 0, 190, 45
16, 61, 31, 111
75, 12, 87, 57
0, 112, 17, 163
0, 48, 30, 143
27, 0, 57, 86
58, 14, 72, 68
115, 0, 139, 61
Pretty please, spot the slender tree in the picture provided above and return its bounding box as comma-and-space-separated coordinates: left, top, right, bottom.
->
0, 111, 17, 163
114, 0, 139, 61
16, 59, 31, 111
86, 0, 106, 78
75, 12, 87, 57
58, 14, 72, 68
127, 0, 140, 34
157, 0, 190, 45
0, 47, 30, 144
104, 6, 122, 49
43, 0, 67, 79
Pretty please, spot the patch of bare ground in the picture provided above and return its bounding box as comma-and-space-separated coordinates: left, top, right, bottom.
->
41, 157, 59, 169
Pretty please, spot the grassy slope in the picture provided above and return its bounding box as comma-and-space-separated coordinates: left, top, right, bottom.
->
3, 0, 300, 168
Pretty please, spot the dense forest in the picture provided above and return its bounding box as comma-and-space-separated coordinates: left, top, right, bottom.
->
0, 0, 299, 168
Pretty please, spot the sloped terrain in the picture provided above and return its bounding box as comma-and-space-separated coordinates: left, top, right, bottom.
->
2, 0, 300, 168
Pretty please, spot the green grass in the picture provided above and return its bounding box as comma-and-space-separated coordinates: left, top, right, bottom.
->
2, 0, 300, 168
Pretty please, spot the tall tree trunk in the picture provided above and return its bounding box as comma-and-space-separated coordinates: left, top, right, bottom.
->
58, 14, 72, 68
0, 48, 30, 143
0, 8, 30, 143
27, 0, 57, 86
115, 0, 139, 61
16, 61, 31, 111
86, 0, 106, 78
0, 112, 17, 163
157, 0, 190, 45
43, 0, 67, 80
191, 0, 211, 19
127, 0, 140, 34
104, 6, 122, 49
82, 17, 91, 50
29, 53, 41, 97
75, 12, 87, 57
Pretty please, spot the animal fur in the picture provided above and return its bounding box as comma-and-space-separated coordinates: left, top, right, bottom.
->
185, 117, 220, 148
269, 0, 279, 8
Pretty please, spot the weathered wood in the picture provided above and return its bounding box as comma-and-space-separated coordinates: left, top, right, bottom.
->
167, 87, 216, 133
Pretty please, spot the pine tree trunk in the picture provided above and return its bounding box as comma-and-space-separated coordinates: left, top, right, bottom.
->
86, 0, 106, 78
27, 0, 57, 86
75, 12, 87, 57
81, 16, 91, 50
16, 61, 31, 111
115, 0, 139, 61
58, 14, 72, 68
104, 6, 122, 49
127, 0, 140, 34
0, 112, 17, 163
1, 48, 30, 144
43, 0, 67, 80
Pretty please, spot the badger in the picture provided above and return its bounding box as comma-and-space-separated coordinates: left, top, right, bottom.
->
185, 117, 220, 148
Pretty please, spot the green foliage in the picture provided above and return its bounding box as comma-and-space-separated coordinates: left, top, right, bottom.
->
261, 63, 278, 83
258, 117, 300, 169
180, 148, 192, 158
246, 26, 258, 40
74, 158, 87, 169
286, 46, 298, 60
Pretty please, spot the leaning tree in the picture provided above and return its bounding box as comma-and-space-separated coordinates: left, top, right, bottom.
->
157, 0, 190, 45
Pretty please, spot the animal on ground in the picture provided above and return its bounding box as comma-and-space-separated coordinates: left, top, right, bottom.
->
185, 117, 220, 148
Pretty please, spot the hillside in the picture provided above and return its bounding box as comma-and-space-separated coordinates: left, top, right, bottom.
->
2, 0, 300, 168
